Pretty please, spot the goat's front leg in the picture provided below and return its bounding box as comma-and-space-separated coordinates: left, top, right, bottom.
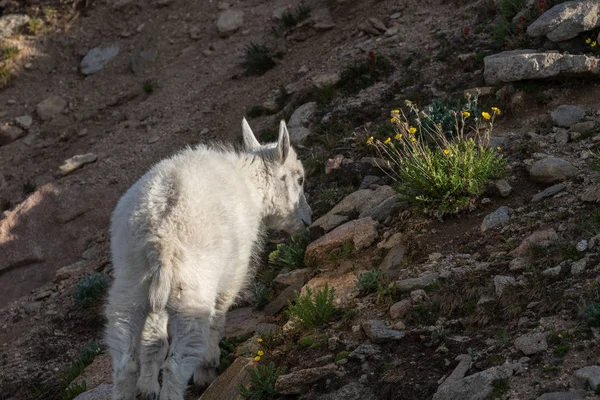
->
137, 310, 169, 400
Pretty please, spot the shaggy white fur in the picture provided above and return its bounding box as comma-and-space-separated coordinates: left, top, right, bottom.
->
104, 119, 311, 400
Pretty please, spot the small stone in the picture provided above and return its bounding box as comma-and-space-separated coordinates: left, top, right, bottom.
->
495, 180, 512, 197
410, 289, 428, 303
0, 124, 25, 145
275, 364, 337, 395
36, 96, 67, 121
494, 275, 516, 297
542, 266, 561, 277
58, 153, 98, 176
390, 12, 402, 19
312, 73, 341, 89
360, 175, 380, 189
570, 258, 587, 275
551, 105, 586, 128
14, 115, 33, 130
362, 320, 405, 344
481, 206, 512, 232
531, 183, 566, 202
576, 240, 588, 252
390, 299, 412, 319
554, 130, 569, 145
509, 257, 528, 271
393, 273, 439, 292
570, 121, 595, 133
34, 290, 54, 301
273, 268, 312, 286
80, 44, 120, 75
514, 332, 548, 355
529, 157, 578, 183
216, 9, 244, 36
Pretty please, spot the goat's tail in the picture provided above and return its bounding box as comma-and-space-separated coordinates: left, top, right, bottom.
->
147, 242, 175, 312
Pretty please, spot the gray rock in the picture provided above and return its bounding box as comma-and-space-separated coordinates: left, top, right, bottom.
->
275, 364, 337, 395
576, 240, 588, 252
389, 299, 412, 319
542, 266, 562, 276
362, 320, 405, 343
0, 14, 31, 38
483, 50, 600, 85
551, 105, 586, 127
348, 343, 381, 360
439, 355, 473, 390
432, 364, 521, 400
536, 391, 587, 400
494, 275, 516, 297
481, 206, 512, 232
570, 121, 595, 132
514, 332, 548, 355
130, 50, 158, 75
393, 273, 439, 292
14, 115, 33, 130
55, 260, 89, 281
359, 175, 380, 189
531, 183, 566, 202
80, 45, 120, 75
495, 180, 513, 197
570, 258, 587, 275
571, 365, 600, 391
73, 384, 112, 400
509, 257, 528, 271
527, 0, 600, 42
216, 9, 244, 36
0, 124, 24, 145
263, 282, 303, 316
36, 96, 67, 121
529, 157, 578, 183
554, 130, 570, 144
317, 382, 377, 400
379, 244, 407, 276
312, 73, 341, 89
358, 194, 405, 222
58, 153, 98, 176
288, 102, 316, 144
273, 268, 312, 286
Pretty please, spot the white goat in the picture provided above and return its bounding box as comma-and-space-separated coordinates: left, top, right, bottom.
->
104, 119, 312, 400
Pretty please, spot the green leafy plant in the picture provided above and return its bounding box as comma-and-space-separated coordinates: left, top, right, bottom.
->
60, 341, 106, 398
242, 42, 276, 76
287, 283, 336, 329
73, 273, 110, 308
354, 270, 384, 295
268, 230, 311, 269
370, 97, 506, 219
252, 282, 273, 311
1, 44, 20, 61
580, 301, 600, 327
27, 17, 43, 35
239, 362, 284, 400
338, 51, 394, 95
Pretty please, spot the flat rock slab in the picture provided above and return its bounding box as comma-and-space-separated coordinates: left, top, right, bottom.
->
275, 364, 337, 395
484, 50, 600, 85
58, 153, 98, 176
362, 319, 405, 343
536, 390, 587, 400
199, 357, 256, 400
531, 183, 566, 202
529, 157, 578, 183
224, 307, 264, 339
527, 0, 600, 42
393, 273, 439, 292
514, 332, 548, 355
432, 364, 521, 400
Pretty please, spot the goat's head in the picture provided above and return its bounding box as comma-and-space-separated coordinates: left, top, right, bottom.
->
241, 118, 312, 234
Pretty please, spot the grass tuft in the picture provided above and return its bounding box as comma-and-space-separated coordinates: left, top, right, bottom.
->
242, 42, 276, 76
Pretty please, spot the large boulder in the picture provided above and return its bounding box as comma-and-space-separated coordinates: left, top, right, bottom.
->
484, 50, 600, 85
527, 0, 600, 42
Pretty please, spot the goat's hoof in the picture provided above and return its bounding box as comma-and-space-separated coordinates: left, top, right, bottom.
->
145, 394, 158, 400
193, 367, 217, 387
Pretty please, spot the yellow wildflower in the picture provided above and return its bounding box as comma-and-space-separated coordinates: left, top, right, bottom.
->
482, 112, 491, 120
409, 127, 417, 134
257, 338, 263, 343
592, 41, 597, 48
395, 133, 402, 140
497, 146, 502, 151
391, 117, 397, 123
392, 109, 399, 114
443, 149, 450, 155
410, 137, 416, 143
586, 38, 592, 44
461, 111, 471, 118
257, 350, 264, 356
384, 137, 391, 144
491, 107, 501, 115
366, 136, 374, 145
254, 356, 261, 361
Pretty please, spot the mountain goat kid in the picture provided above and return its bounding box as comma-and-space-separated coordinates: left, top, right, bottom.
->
104, 119, 312, 400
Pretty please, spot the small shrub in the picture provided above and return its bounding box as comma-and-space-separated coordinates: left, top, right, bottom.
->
495, 329, 511, 346
298, 336, 315, 348
61, 381, 86, 400
268, 230, 311, 269
61, 341, 106, 390
27, 18, 43, 35
338, 51, 394, 95
242, 42, 276, 76
328, 242, 353, 262
22, 181, 36, 194
252, 282, 273, 311
354, 270, 384, 295
498, 0, 524, 21
490, 377, 510, 398
580, 302, 600, 327
218, 337, 242, 373
280, 5, 312, 29
1, 44, 19, 61
370, 99, 506, 219
239, 362, 284, 400
73, 273, 110, 308
0, 64, 13, 88
553, 342, 570, 357
335, 351, 349, 362
287, 283, 336, 329
142, 79, 154, 94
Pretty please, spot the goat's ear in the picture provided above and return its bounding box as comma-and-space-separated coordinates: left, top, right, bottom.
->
242, 117, 261, 150
276, 120, 290, 164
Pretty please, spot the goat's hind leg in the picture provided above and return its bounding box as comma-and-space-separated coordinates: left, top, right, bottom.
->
137, 310, 169, 400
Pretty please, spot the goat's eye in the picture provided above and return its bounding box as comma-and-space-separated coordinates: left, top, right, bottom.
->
297, 177, 304, 186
